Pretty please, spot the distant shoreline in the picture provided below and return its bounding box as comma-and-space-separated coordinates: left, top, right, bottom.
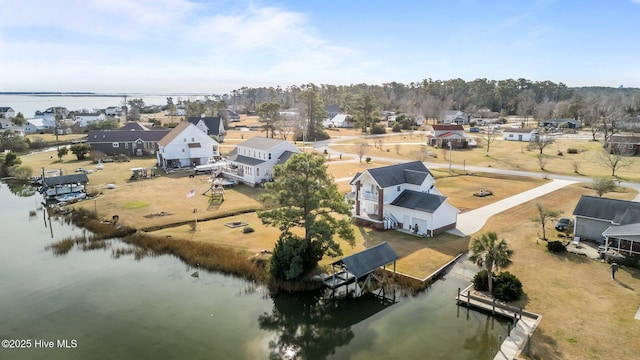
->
0, 92, 211, 97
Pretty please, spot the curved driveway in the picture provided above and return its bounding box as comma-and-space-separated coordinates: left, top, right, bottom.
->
314, 135, 640, 237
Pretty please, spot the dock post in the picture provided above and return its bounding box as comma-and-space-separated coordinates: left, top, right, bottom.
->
492, 298, 496, 315
512, 315, 517, 325
507, 323, 511, 335
457, 287, 460, 302
519, 307, 523, 319
467, 290, 470, 306
498, 335, 502, 344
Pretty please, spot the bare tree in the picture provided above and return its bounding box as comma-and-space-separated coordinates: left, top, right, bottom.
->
592, 177, 616, 197
529, 134, 555, 154
599, 149, 633, 177
571, 160, 581, 174
353, 142, 371, 163
536, 154, 548, 170
530, 203, 563, 241
482, 124, 498, 156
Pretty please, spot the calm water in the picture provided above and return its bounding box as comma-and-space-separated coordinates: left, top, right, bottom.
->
0, 94, 208, 118
0, 182, 507, 359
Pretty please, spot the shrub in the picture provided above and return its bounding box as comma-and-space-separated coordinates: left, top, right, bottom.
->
619, 254, 640, 269
547, 240, 567, 252
242, 226, 255, 234
567, 148, 578, 154
371, 124, 386, 134
365, 157, 372, 163
472, 269, 489, 291
392, 122, 402, 132
493, 272, 523, 302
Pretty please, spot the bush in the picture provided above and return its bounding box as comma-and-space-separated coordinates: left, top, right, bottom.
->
371, 124, 386, 134
472, 269, 489, 291
547, 240, 567, 253
365, 157, 371, 163
567, 148, 578, 154
242, 226, 255, 234
392, 122, 402, 132
618, 254, 640, 269
493, 272, 523, 302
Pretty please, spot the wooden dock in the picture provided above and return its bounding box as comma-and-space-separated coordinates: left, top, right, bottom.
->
456, 286, 542, 360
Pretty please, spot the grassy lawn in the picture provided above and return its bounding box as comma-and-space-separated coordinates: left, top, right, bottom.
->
18, 126, 640, 359
475, 183, 640, 360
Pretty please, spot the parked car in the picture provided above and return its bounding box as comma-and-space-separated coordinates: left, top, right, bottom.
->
555, 217, 574, 232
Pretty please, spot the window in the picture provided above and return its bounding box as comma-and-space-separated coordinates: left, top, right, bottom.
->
182, 149, 185, 153
268, 153, 272, 160
256, 168, 260, 177
509, 134, 514, 138
191, 137, 195, 142
397, 186, 400, 192
112, 142, 119, 148
125, 143, 129, 149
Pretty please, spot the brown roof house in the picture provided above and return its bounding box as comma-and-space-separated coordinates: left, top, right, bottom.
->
156, 122, 220, 169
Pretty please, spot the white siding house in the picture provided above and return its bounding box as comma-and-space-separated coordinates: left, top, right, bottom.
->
24, 118, 56, 133
223, 137, 301, 187
0, 107, 16, 118
350, 161, 459, 235
503, 128, 539, 141
156, 122, 220, 169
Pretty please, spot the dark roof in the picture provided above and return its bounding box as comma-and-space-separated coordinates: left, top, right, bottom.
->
573, 195, 640, 225
229, 154, 265, 166
333, 242, 399, 278
432, 124, 464, 131
365, 161, 431, 188
121, 122, 150, 131
187, 116, 223, 136
276, 150, 297, 165
42, 173, 89, 187
88, 128, 170, 143
609, 135, 640, 145
390, 190, 447, 213
0, 107, 14, 112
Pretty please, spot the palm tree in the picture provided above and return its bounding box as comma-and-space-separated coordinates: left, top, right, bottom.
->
469, 231, 513, 294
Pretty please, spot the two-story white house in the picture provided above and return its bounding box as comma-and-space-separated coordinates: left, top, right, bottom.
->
223, 137, 301, 187
156, 122, 220, 169
24, 118, 56, 133
350, 161, 459, 235
0, 107, 16, 119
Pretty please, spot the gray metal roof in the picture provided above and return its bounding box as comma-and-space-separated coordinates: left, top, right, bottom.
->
573, 195, 640, 225
365, 161, 431, 188
333, 242, 399, 278
238, 136, 294, 151
390, 190, 447, 213
42, 173, 89, 187
276, 150, 297, 165
602, 223, 640, 238
230, 155, 265, 166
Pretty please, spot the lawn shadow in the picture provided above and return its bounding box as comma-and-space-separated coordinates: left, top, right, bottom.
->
614, 279, 634, 291
527, 327, 564, 360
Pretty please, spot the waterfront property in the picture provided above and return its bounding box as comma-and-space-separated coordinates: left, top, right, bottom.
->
87, 126, 170, 157
573, 195, 640, 257
157, 122, 220, 169
324, 242, 399, 297
39, 173, 89, 201
350, 161, 458, 235
222, 136, 301, 187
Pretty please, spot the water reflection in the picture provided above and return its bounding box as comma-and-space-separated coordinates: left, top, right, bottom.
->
5, 179, 37, 197
259, 290, 394, 360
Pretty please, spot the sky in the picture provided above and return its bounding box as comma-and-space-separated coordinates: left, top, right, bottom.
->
1, 0, 639, 94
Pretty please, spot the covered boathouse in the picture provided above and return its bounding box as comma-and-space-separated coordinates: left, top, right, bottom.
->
324, 242, 399, 298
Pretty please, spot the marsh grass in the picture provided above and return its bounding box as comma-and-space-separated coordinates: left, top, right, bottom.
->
46, 237, 76, 255
121, 232, 269, 283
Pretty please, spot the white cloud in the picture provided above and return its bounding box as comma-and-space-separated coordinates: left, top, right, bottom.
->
0, 0, 367, 92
